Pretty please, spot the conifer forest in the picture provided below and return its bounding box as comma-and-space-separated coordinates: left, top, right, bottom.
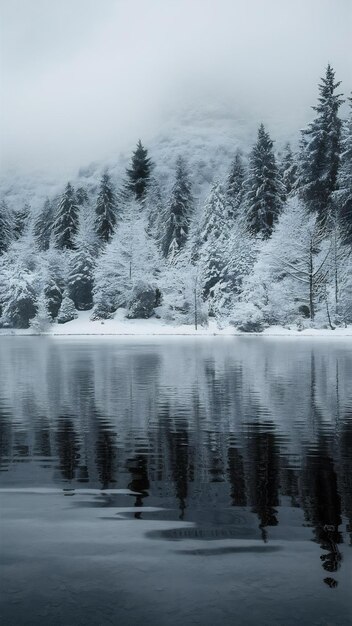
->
1, 65, 351, 332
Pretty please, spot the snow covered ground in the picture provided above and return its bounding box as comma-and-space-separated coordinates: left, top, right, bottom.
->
1, 309, 352, 337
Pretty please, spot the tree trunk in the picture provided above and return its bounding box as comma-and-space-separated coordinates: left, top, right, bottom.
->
309, 240, 314, 321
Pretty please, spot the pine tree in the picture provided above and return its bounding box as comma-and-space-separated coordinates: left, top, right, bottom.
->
280, 143, 298, 198
92, 202, 160, 319
30, 291, 52, 333
163, 157, 193, 258
125, 140, 153, 201
95, 171, 117, 243
68, 207, 98, 310
298, 64, 344, 224
42, 245, 66, 318
226, 150, 245, 217
0, 200, 13, 255
14, 203, 30, 239
76, 186, 89, 206
243, 197, 330, 325
198, 182, 231, 300
34, 198, 56, 251
57, 291, 77, 324
145, 177, 165, 244
244, 124, 284, 238
53, 183, 79, 250
0, 230, 38, 328
335, 96, 352, 244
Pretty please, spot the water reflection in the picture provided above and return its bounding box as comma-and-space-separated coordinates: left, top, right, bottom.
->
0, 337, 352, 624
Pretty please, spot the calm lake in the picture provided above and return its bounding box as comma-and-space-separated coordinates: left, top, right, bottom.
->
0, 336, 351, 626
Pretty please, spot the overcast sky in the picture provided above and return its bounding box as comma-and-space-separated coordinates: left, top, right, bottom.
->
0, 0, 351, 174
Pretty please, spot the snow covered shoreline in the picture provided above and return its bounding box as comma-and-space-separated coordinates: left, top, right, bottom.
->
1, 310, 352, 338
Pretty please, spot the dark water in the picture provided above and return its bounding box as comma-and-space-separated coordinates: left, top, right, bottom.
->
0, 337, 351, 626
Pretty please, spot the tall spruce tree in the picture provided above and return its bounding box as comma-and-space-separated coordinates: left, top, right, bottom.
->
125, 140, 153, 201
244, 124, 284, 238
34, 198, 56, 251
14, 203, 30, 239
280, 143, 298, 198
163, 156, 193, 258
227, 150, 245, 217
68, 206, 98, 310
95, 172, 117, 243
336, 96, 352, 244
145, 177, 165, 245
298, 64, 344, 224
76, 186, 89, 206
53, 183, 79, 250
198, 182, 231, 299
0, 200, 13, 254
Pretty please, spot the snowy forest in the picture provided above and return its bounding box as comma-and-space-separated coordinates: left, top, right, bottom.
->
0, 65, 351, 332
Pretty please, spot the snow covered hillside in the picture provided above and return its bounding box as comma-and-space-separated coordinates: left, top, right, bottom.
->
0, 66, 351, 334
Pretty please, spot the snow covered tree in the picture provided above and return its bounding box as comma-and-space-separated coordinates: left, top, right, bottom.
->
0, 200, 13, 255
14, 204, 30, 239
162, 156, 194, 258
92, 202, 161, 319
226, 150, 245, 217
68, 206, 98, 310
42, 245, 66, 319
34, 198, 56, 251
198, 182, 231, 301
145, 177, 165, 244
335, 96, 352, 245
157, 253, 207, 328
298, 64, 344, 224
30, 291, 51, 333
241, 197, 330, 326
280, 143, 298, 198
57, 291, 77, 324
0, 230, 38, 328
76, 186, 89, 206
244, 124, 284, 238
125, 140, 153, 201
214, 224, 257, 318
95, 171, 117, 243
324, 217, 351, 323
53, 183, 79, 250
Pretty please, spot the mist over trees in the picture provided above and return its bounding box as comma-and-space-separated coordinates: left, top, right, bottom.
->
1, 67, 352, 330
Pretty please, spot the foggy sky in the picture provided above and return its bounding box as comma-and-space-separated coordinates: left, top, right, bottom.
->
0, 0, 351, 174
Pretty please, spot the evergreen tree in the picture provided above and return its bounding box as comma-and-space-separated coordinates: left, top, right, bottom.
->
280, 143, 298, 198
76, 186, 89, 206
57, 291, 77, 324
163, 157, 193, 258
42, 245, 66, 318
198, 182, 231, 300
242, 197, 329, 325
14, 203, 30, 239
34, 198, 56, 251
244, 124, 284, 238
92, 202, 160, 319
335, 96, 352, 244
0, 200, 13, 255
226, 150, 245, 217
30, 291, 51, 333
95, 171, 117, 243
125, 140, 153, 201
145, 177, 165, 244
298, 64, 344, 224
0, 230, 38, 328
68, 207, 98, 310
53, 183, 79, 250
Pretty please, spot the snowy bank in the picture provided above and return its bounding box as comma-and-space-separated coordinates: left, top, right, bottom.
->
1, 310, 352, 338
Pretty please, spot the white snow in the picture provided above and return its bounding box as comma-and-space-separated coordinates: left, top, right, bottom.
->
1, 309, 352, 337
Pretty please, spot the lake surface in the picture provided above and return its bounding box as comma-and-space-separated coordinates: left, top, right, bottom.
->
0, 336, 351, 626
